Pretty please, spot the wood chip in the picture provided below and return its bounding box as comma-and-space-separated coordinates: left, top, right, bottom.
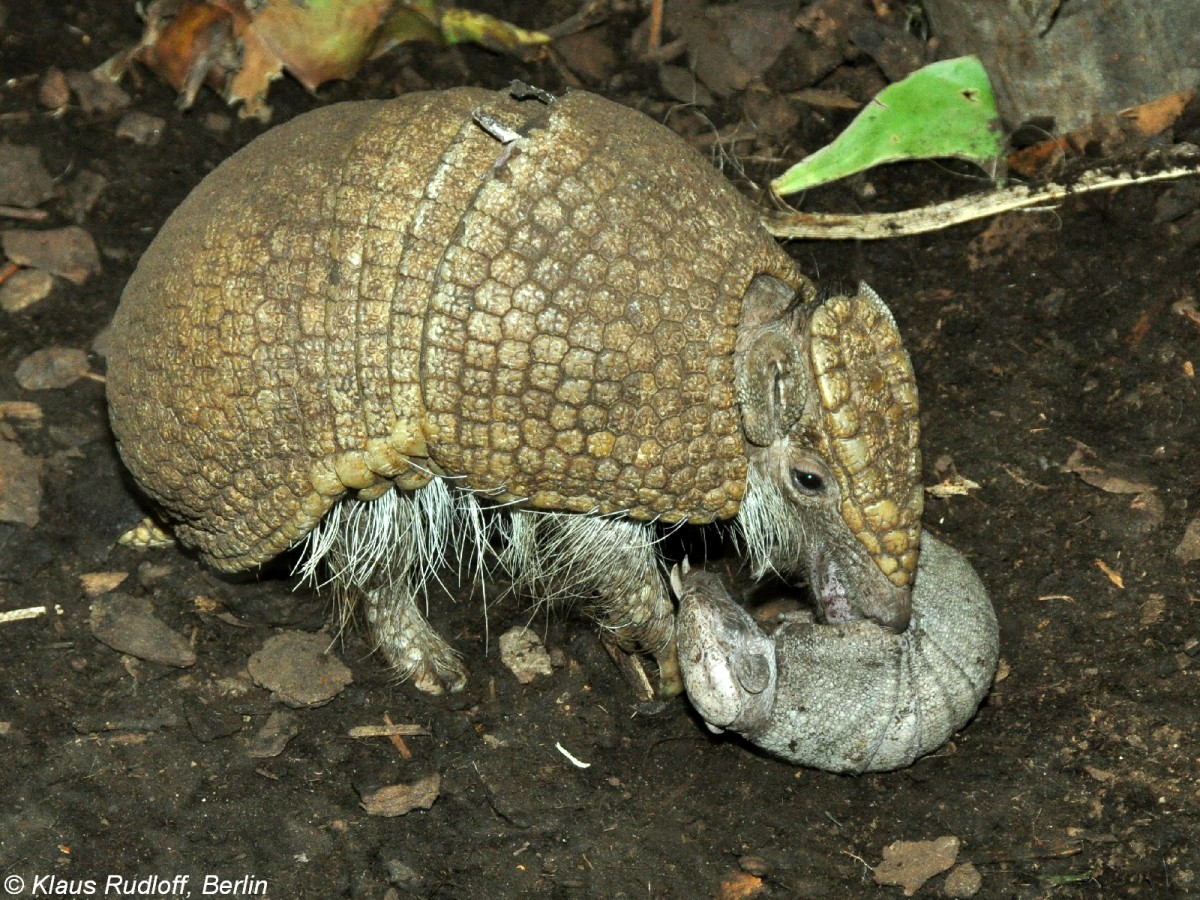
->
247, 710, 301, 759
0, 437, 42, 527
0, 143, 57, 208
348, 723, 430, 739
716, 870, 765, 900
2, 226, 101, 285
0, 401, 45, 425
0, 267, 55, 312
1173, 516, 1200, 563
926, 474, 981, 499
360, 773, 441, 817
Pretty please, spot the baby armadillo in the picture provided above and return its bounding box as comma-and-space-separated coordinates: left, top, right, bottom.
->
106, 83, 923, 694
673, 533, 998, 772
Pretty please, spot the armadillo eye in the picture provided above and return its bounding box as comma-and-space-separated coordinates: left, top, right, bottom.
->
791, 468, 825, 495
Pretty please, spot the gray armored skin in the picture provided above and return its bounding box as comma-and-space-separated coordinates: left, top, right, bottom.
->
107, 84, 925, 695
673, 533, 999, 772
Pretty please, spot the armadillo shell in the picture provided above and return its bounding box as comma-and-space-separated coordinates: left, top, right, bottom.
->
107, 87, 803, 572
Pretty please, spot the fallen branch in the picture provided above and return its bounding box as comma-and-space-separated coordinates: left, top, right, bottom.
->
763, 144, 1200, 240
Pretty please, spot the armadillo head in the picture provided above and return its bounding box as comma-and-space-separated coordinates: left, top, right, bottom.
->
735, 276, 922, 632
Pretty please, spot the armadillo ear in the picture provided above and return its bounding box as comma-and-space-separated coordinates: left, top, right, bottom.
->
736, 328, 807, 446
736, 274, 812, 446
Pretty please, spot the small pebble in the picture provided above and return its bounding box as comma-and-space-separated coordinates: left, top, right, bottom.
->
944, 861, 982, 898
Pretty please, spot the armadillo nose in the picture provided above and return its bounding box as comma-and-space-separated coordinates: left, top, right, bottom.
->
871, 583, 912, 634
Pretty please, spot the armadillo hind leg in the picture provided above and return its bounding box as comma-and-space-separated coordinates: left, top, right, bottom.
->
297, 480, 469, 694
501, 512, 682, 697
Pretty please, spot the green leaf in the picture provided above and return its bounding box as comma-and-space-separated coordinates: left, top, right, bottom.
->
771, 56, 1004, 196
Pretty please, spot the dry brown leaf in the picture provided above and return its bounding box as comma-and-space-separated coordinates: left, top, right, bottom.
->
874, 835, 961, 896
15, 348, 92, 390
1119, 90, 1195, 138
717, 870, 765, 900
1008, 91, 1193, 180
1065, 445, 1157, 494
2, 227, 101, 285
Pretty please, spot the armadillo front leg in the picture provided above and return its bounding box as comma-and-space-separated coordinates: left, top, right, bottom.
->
504, 512, 682, 697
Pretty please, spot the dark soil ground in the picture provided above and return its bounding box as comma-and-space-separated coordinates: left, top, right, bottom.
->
2, 3, 1198, 898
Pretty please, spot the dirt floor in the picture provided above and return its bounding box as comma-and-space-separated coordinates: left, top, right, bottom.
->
2, 2, 1199, 898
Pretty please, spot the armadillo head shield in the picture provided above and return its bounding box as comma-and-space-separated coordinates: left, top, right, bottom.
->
806, 284, 922, 595
736, 281, 922, 633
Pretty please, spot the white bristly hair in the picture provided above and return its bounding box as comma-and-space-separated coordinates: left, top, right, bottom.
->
294, 478, 470, 621
497, 510, 665, 616
735, 459, 811, 580
295, 477, 680, 659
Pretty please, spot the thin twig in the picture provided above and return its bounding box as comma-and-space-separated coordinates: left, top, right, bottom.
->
348, 723, 430, 739
0, 604, 61, 625
764, 147, 1200, 240
0, 205, 49, 221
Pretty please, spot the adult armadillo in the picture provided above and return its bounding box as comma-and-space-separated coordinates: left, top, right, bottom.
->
673, 533, 998, 772
106, 83, 923, 694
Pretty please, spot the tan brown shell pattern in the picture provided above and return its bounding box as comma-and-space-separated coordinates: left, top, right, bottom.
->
106, 87, 803, 572
807, 287, 922, 587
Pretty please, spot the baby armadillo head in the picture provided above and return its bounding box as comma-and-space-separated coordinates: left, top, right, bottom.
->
734, 276, 922, 632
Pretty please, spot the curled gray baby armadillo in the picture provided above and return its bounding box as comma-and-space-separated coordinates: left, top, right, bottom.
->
107, 83, 924, 694
673, 533, 998, 772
